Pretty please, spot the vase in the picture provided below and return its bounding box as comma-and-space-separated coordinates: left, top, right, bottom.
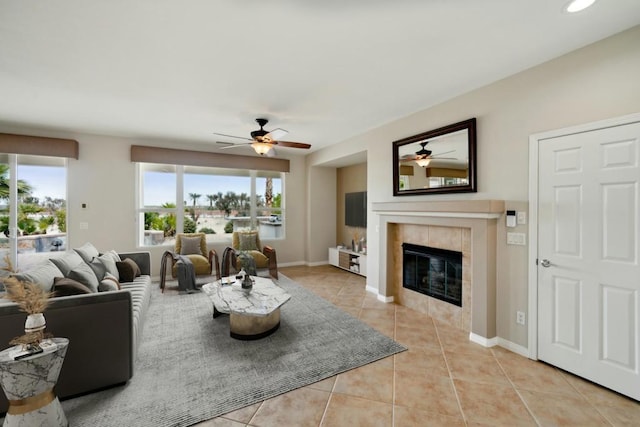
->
241, 274, 253, 295
25, 313, 46, 334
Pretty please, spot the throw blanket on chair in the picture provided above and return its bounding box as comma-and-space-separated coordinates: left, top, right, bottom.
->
175, 255, 197, 293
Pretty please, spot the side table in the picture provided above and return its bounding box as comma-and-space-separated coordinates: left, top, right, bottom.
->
0, 337, 69, 427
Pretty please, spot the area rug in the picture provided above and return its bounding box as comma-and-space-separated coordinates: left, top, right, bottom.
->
60, 275, 407, 427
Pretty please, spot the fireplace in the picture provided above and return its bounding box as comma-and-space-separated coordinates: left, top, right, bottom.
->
402, 243, 463, 307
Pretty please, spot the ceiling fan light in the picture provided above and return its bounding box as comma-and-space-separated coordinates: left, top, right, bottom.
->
415, 158, 431, 167
564, 0, 596, 13
251, 142, 273, 155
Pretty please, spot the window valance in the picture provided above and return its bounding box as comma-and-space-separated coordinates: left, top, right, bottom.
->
0, 133, 79, 159
130, 145, 290, 173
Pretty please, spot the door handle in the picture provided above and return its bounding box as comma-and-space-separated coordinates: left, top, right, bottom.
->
540, 259, 552, 268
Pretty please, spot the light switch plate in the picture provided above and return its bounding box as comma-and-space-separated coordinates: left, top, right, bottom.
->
517, 211, 526, 225
507, 232, 526, 245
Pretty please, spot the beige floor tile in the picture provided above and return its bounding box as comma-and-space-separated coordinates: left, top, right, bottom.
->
394, 371, 461, 417
194, 417, 246, 427
395, 306, 433, 329
218, 402, 262, 424
394, 346, 449, 377
393, 404, 465, 426
333, 293, 365, 308
493, 350, 577, 396
362, 296, 397, 312
446, 352, 510, 385
333, 360, 394, 403
321, 394, 393, 427
249, 387, 330, 427
335, 304, 361, 319
338, 285, 367, 297
252, 266, 638, 427
594, 402, 640, 426
518, 389, 610, 426
358, 312, 395, 337
454, 379, 536, 426
394, 324, 440, 348
561, 370, 640, 408
307, 376, 336, 393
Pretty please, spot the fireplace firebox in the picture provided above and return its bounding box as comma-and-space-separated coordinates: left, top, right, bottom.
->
402, 243, 462, 306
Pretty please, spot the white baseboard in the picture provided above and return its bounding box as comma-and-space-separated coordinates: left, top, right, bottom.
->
376, 293, 394, 303
278, 261, 310, 268
496, 337, 530, 358
469, 333, 499, 348
306, 260, 328, 267
467, 333, 531, 357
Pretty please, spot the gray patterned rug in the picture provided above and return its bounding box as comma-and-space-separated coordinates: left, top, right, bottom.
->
60, 275, 406, 427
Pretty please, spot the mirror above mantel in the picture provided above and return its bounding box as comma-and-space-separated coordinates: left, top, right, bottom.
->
392, 118, 477, 196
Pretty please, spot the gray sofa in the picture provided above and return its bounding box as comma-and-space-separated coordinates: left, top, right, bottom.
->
0, 251, 152, 414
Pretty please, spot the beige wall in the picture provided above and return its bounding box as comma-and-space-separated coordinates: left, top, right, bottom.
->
307, 26, 640, 349
306, 165, 337, 264
336, 163, 367, 247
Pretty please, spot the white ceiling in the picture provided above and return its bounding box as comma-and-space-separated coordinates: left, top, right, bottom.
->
1, 1, 639, 155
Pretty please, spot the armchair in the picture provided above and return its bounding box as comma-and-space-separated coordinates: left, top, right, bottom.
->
159, 233, 220, 292
227, 230, 278, 279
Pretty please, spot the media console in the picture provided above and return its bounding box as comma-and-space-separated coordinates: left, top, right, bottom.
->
328, 247, 367, 277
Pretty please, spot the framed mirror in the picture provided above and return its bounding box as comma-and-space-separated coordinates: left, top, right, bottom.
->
393, 118, 477, 196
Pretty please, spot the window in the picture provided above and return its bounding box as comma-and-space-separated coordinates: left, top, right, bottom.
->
0, 154, 67, 272
138, 163, 285, 246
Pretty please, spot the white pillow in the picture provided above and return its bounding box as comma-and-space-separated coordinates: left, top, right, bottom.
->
74, 242, 100, 263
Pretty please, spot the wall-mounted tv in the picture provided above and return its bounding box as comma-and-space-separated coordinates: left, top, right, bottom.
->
345, 191, 367, 228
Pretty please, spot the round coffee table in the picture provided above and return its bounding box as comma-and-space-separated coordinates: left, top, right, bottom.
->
202, 276, 291, 340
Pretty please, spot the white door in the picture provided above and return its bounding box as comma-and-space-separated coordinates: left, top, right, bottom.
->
538, 121, 640, 400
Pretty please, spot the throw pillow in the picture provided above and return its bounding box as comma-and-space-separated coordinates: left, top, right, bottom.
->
180, 236, 202, 256
88, 257, 107, 281
99, 272, 120, 292
116, 258, 141, 283
12, 261, 63, 293
50, 252, 84, 276
98, 253, 120, 280
103, 250, 122, 263
52, 277, 93, 297
67, 262, 100, 293
74, 242, 100, 263
238, 232, 258, 251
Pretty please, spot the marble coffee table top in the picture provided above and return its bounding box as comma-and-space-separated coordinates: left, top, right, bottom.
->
202, 276, 291, 317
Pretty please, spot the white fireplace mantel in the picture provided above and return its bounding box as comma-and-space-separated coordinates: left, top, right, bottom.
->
372, 199, 505, 344
371, 199, 505, 217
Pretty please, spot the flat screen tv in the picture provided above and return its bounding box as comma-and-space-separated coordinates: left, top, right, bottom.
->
345, 191, 367, 228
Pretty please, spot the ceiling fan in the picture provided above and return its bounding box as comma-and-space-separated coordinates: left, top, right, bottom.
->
214, 118, 312, 156
400, 141, 456, 167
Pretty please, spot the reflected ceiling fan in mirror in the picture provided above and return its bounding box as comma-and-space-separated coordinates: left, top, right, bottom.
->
214, 118, 312, 156
400, 141, 456, 167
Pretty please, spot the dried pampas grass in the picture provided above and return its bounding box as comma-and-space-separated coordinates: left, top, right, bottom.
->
2, 277, 52, 315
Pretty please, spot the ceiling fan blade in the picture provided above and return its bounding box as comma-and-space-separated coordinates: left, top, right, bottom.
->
218, 143, 250, 150
274, 140, 312, 149
266, 128, 288, 141
431, 150, 456, 158
213, 132, 252, 141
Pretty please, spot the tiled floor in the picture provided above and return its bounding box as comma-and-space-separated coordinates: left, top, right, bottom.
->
196, 265, 639, 427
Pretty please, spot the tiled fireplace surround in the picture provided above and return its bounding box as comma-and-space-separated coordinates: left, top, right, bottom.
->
372, 200, 504, 345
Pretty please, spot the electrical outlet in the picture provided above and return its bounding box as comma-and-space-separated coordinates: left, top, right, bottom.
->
516, 311, 526, 325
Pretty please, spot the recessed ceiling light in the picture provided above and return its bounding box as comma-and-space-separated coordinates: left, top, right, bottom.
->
564, 0, 597, 13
